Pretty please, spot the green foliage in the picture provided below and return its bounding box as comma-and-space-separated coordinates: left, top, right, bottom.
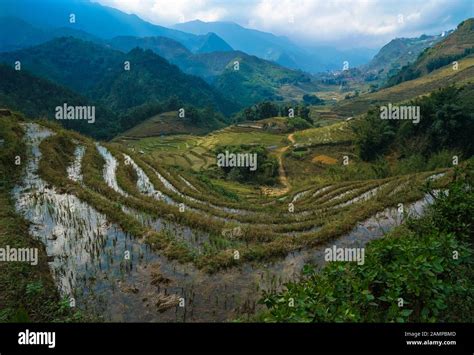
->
214, 145, 279, 185
261, 167, 474, 322
183, 106, 228, 129
0, 64, 118, 140
389, 150, 458, 176
370, 157, 391, 178
94, 47, 238, 115
196, 175, 240, 201
386, 18, 474, 87
207, 51, 312, 107
25, 281, 44, 297
0, 37, 124, 93
409, 85, 474, 156
0, 38, 240, 138
352, 108, 395, 161
353, 85, 474, 162
0, 114, 26, 185
287, 117, 312, 131
239, 101, 279, 121
303, 94, 324, 105
426, 48, 474, 73
234, 101, 312, 124
298, 106, 311, 122
386, 65, 421, 86
119, 101, 166, 132
118, 100, 227, 133
427, 164, 474, 243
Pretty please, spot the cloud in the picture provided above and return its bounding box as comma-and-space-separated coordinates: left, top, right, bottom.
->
95, 0, 473, 48
95, 0, 236, 24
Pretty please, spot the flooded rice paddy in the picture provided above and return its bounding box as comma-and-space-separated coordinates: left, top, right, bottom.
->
13, 123, 437, 322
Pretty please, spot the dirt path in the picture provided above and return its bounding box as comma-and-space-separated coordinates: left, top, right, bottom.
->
287, 133, 295, 144
261, 133, 295, 197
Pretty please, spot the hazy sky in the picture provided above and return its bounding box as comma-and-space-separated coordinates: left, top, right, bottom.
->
95, 0, 474, 48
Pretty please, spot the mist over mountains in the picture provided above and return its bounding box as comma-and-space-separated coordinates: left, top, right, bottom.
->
0, 0, 473, 332
0, 0, 469, 141
0, 0, 232, 54
174, 20, 378, 72
0, 0, 378, 73
1, 0, 459, 75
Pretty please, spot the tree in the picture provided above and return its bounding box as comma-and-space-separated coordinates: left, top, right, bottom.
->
256, 101, 279, 119
303, 94, 324, 105
353, 108, 396, 161
298, 105, 311, 122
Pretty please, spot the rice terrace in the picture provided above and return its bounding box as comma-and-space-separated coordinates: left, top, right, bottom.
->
0, 0, 473, 339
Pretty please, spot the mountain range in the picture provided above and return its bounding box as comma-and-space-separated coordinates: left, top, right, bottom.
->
0, 0, 469, 142
174, 20, 378, 73
387, 18, 474, 86
0, 37, 238, 139
363, 33, 446, 79
0, 0, 378, 73
0, 34, 315, 111
0, 0, 232, 54
0, 63, 118, 139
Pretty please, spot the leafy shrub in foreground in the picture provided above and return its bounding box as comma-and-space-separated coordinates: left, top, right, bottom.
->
261, 167, 474, 322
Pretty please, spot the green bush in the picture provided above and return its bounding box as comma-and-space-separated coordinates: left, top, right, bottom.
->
288, 117, 312, 131
352, 108, 395, 161
214, 144, 279, 185
353, 85, 474, 165
260, 166, 474, 322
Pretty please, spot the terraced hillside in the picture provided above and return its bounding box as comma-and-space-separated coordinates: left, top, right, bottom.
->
2, 37, 473, 322
115, 111, 226, 139
363, 33, 444, 79
332, 55, 474, 119
1, 108, 457, 322
118, 124, 288, 172
386, 18, 474, 86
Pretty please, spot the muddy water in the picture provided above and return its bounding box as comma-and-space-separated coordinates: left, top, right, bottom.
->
94, 196, 437, 322
67, 145, 85, 183
96, 144, 128, 197
13, 124, 167, 314
14, 123, 438, 322
122, 206, 211, 253
123, 153, 171, 203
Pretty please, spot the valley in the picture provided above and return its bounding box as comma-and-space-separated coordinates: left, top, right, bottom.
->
0, 1, 472, 327
3, 115, 452, 322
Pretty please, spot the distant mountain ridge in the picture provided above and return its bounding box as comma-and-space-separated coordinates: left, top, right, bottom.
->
0, 37, 239, 128
174, 20, 302, 68
386, 18, 474, 86
79, 36, 317, 106
174, 20, 377, 73
192, 51, 315, 106
107, 35, 193, 65
0, 0, 376, 73
0, 63, 119, 139
0, 16, 104, 52
0, 0, 232, 54
364, 33, 445, 79
196, 33, 233, 53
